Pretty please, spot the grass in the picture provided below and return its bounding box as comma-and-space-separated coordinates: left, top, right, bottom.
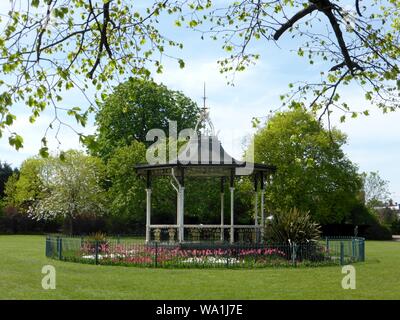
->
0, 235, 399, 299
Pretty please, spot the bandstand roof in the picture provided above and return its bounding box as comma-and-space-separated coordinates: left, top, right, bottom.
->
136, 86, 276, 179
135, 135, 276, 177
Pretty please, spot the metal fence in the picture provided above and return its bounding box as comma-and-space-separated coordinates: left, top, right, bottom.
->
45, 235, 365, 268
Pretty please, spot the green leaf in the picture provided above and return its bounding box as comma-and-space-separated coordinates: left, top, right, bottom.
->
9, 134, 24, 150
39, 146, 49, 158
5, 114, 16, 125
189, 20, 198, 28
31, 0, 40, 8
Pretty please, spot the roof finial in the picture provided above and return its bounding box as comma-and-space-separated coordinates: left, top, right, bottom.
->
202, 82, 207, 111
195, 82, 215, 136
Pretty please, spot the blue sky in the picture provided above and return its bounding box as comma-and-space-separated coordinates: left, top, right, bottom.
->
0, 1, 399, 201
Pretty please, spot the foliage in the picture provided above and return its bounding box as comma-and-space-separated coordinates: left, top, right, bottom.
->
362, 171, 391, 208
0, 1, 398, 149
251, 108, 362, 224
27, 151, 108, 234
0, 0, 189, 152
376, 207, 398, 225
106, 141, 147, 221
86, 232, 108, 244
188, 0, 400, 120
364, 222, 392, 240
4, 158, 45, 211
184, 178, 227, 224
391, 219, 400, 235
0, 205, 60, 234
348, 202, 378, 225
265, 207, 321, 244
93, 78, 200, 159
346, 201, 394, 239
0, 162, 16, 199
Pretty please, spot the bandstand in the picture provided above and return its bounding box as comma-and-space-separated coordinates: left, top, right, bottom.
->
135, 97, 276, 244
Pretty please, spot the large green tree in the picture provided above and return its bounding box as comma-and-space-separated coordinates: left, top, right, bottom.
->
0, 1, 398, 151
106, 141, 146, 221
251, 107, 362, 224
93, 78, 200, 159
4, 158, 45, 211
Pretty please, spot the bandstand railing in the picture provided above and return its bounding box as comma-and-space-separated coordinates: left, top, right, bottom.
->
148, 224, 263, 243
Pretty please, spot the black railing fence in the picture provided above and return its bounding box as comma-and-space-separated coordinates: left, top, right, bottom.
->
45, 235, 365, 268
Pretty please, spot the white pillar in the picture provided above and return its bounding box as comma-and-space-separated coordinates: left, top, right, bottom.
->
178, 186, 185, 242
181, 187, 185, 242
176, 188, 180, 241
254, 191, 259, 226
146, 188, 152, 243
220, 192, 224, 242
261, 189, 265, 241
254, 190, 259, 243
230, 187, 235, 244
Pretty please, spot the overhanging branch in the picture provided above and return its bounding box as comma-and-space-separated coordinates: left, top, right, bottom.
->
273, 4, 318, 40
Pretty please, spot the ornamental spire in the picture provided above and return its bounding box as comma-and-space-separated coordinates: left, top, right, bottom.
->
195, 82, 215, 136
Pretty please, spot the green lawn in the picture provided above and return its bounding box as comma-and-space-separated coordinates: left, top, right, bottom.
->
0, 235, 399, 299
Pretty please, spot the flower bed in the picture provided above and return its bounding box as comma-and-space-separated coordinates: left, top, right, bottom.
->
78, 243, 291, 267
46, 235, 366, 268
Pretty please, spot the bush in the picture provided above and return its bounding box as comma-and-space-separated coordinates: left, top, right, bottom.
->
0, 206, 145, 236
348, 202, 377, 225
87, 231, 108, 243
320, 224, 368, 237
265, 207, 321, 243
0, 205, 60, 234
66, 215, 107, 235
363, 222, 392, 240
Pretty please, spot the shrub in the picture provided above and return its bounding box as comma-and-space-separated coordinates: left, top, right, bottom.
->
391, 220, 400, 235
0, 205, 60, 234
364, 222, 392, 240
65, 214, 107, 235
86, 231, 108, 243
265, 207, 321, 243
81, 232, 110, 254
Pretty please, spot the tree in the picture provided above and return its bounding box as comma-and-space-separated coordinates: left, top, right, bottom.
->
106, 141, 146, 221
0, 1, 398, 150
28, 150, 107, 234
0, 162, 16, 199
250, 108, 362, 224
377, 207, 397, 225
93, 78, 200, 159
362, 171, 391, 208
192, 0, 400, 123
0, 0, 188, 152
4, 158, 45, 211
